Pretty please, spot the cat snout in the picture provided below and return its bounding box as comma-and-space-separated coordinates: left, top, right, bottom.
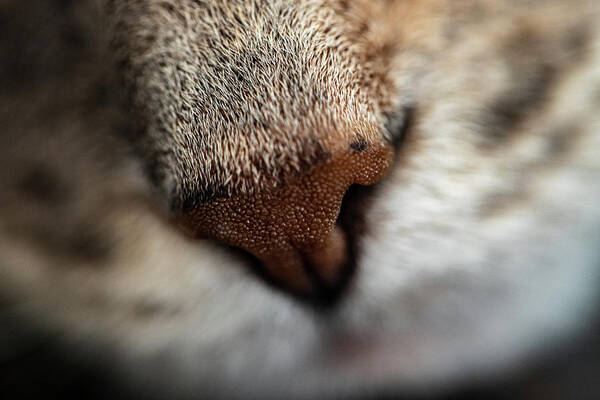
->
177, 142, 394, 303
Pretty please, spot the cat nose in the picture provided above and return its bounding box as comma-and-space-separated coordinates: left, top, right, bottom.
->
178, 142, 393, 302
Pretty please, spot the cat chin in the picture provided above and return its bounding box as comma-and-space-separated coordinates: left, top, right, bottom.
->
88, 247, 597, 400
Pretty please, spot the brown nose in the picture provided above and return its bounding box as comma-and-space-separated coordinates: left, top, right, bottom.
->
178, 142, 393, 300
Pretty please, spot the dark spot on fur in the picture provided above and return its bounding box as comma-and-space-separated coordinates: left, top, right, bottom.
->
385, 105, 415, 151
562, 25, 591, 61
481, 120, 585, 219
350, 140, 368, 152
336, 0, 351, 13
19, 222, 113, 266
0, 0, 100, 93
176, 191, 200, 212
68, 229, 112, 263
132, 299, 178, 319
479, 187, 532, 219
482, 22, 592, 148
485, 63, 557, 145
18, 166, 69, 205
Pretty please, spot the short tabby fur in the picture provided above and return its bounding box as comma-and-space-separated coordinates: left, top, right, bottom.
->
1, 0, 600, 399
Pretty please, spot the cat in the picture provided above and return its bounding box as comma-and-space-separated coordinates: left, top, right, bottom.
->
1, 0, 600, 399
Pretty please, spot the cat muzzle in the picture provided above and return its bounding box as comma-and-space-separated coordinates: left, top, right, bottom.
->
177, 142, 394, 303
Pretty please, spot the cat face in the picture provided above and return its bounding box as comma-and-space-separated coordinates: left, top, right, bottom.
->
113, 0, 398, 204
1, 1, 600, 399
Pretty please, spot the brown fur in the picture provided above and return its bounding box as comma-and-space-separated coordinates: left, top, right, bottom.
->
1, 1, 600, 399
107, 0, 406, 208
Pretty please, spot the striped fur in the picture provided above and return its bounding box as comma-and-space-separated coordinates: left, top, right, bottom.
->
1, 1, 600, 399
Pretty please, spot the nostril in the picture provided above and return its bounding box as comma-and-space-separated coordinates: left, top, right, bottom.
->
301, 225, 348, 286
259, 225, 350, 303
176, 141, 394, 305
251, 224, 353, 306
298, 225, 354, 304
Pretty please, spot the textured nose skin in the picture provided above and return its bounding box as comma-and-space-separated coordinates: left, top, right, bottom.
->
178, 142, 393, 298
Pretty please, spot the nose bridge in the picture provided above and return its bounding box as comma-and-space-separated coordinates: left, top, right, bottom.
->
178, 142, 394, 298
